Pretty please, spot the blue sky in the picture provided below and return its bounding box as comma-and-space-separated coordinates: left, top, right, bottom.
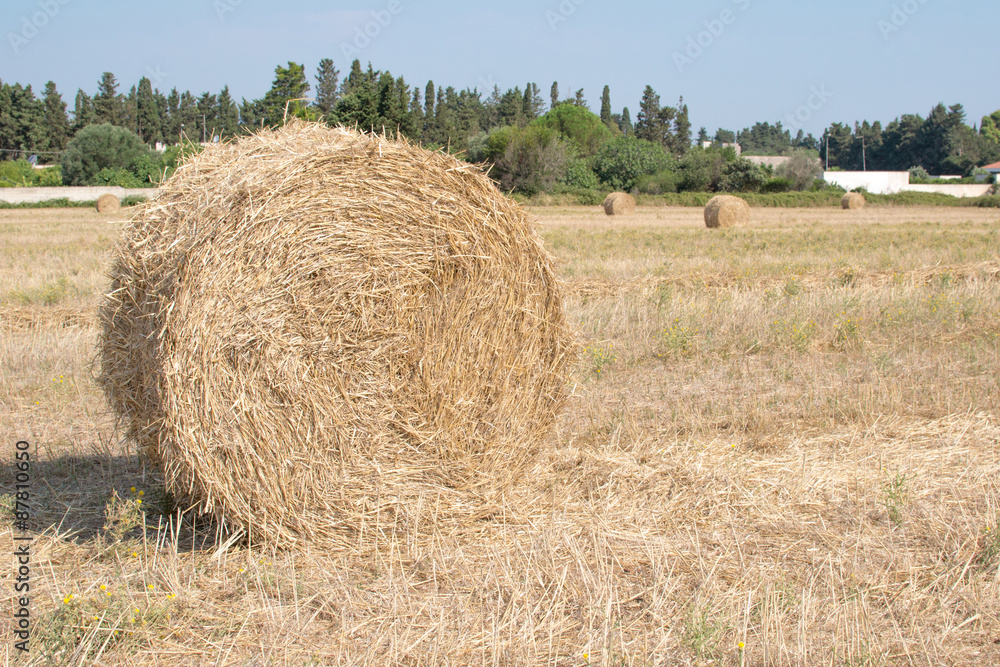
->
3, 0, 996, 137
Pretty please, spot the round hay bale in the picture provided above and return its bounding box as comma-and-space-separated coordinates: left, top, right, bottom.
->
99, 121, 573, 550
704, 194, 750, 228
603, 192, 636, 216
96, 193, 121, 214
842, 192, 866, 210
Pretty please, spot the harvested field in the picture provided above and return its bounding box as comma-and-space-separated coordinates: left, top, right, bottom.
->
2, 205, 1000, 665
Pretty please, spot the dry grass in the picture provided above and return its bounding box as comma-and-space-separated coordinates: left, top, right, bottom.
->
2, 204, 1000, 665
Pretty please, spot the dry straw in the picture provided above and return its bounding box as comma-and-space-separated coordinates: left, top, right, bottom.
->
842, 192, 866, 209
96, 193, 120, 213
99, 121, 573, 550
603, 192, 636, 216
704, 194, 750, 228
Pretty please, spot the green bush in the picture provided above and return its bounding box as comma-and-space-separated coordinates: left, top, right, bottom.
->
761, 177, 793, 193
0, 160, 35, 186
908, 165, 930, 183
61, 123, 153, 186
562, 158, 600, 189
92, 167, 144, 188
0, 161, 65, 187
533, 104, 612, 156
486, 124, 568, 196
593, 136, 673, 191
776, 149, 823, 190
676, 148, 731, 192
634, 169, 678, 195
35, 166, 62, 186
718, 159, 769, 193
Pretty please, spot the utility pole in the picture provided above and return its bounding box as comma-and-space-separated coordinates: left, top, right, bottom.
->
862, 136, 867, 172
202, 114, 207, 143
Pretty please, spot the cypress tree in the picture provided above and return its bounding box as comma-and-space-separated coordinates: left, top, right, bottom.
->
600, 85, 612, 127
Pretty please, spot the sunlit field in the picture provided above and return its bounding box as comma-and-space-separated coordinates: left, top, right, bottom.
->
3, 205, 1000, 665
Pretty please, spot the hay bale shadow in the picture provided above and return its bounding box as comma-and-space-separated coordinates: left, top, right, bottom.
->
1, 452, 224, 552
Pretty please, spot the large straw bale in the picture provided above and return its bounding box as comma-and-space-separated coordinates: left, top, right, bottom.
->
842, 192, 866, 209
98, 121, 573, 550
96, 193, 120, 213
603, 192, 636, 216
704, 194, 750, 228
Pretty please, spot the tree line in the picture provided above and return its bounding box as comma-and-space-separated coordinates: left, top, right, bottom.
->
1, 59, 998, 193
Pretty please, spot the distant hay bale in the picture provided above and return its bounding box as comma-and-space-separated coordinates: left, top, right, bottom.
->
98, 121, 573, 550
704, 194, 750, 228
603, 192, 636, 216
96, 193, 120, 213
842, 192, 866, 210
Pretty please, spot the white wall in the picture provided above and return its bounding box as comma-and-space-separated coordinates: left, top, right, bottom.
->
0, 186, 157, 204
903, 184, 992, 198
823, 171, 909, 195
823, 172, 993, 198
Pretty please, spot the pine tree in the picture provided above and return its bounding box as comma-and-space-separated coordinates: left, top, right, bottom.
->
482, 85, 502, 130
409, 87, 423, 133
163, 89, 181, 140
314, 58, 341, 116
697, 126, 709, 144
41, 81, 70, 153
714, 128, 736, 143
217, 86, 239, 138
0, 82, 17, 157
433, 87, 457, 146
238, 97, 265, 134
135, 77, 162, 145
421, 81, 435, 142
341, 60, 364, 96
497, 87, 524, 127
600, 85, 612, 127
197, 92, 218, 142
333, 64, 379, 132
262, 62, 311, 126
376, 72, 402, 133
657, 104, 677, 150
395, 76, 415, 137
574, 89, 587, 108
11, 84, 46, 157
635, 86, 664, 144
72, 89, 96, 133
176, 92, 199, 141
122, 86, 138, 134
550, 82, 559, 110
94, 72, 122, 126
453, 88, 485, 149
